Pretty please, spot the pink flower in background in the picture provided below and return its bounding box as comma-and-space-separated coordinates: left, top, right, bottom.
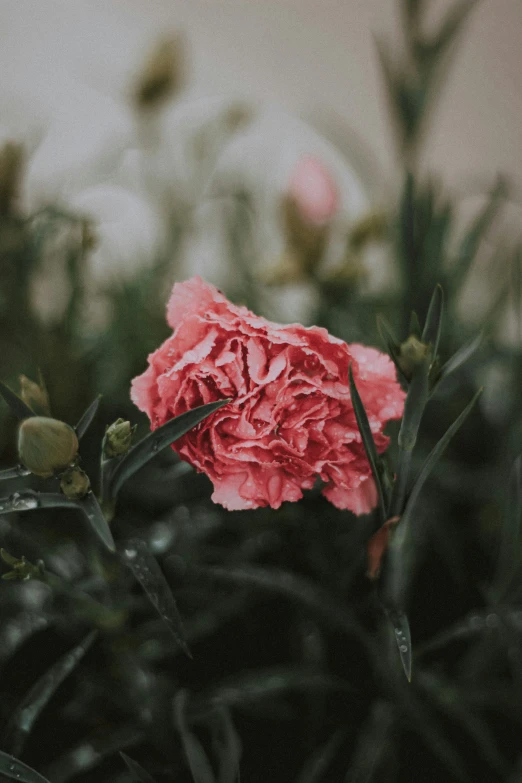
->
131, 277, 404, 513
288, 155, 339, 225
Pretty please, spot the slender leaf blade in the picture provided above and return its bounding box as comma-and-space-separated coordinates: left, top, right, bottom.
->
77, 492, 116, 552
174, 691, 216, 783
421, 284, 444, 360
348, 365, 388, 521
75, 395, 102, 440
0, 751, 51, 783
401, 387, 482, 530
0, 381, 36, 420
121, 538, 190, 656
8, 631, 97, 756
120, 753, 158, 783
436, 331, 483, 387
108, 399, 230, 501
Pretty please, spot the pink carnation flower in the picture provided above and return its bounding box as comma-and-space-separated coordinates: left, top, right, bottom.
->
287, 155, 339, 226
131, 277, 405, 513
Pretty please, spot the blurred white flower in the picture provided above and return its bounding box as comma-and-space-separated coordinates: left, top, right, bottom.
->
69, 184, 164, 284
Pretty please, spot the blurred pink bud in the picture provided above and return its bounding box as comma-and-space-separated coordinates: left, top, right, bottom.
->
288, 155, 339, 226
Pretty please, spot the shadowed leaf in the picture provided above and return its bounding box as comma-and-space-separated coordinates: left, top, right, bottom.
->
121, 538, 190, 657
77, 492, 115, 552
174, 690, 216, 783
0, 751, 51, 783
377, 315, 408, 384
421, 284, 444, 361
0, 381, 35, 420
452, 178, 507, 290
120, 753, 158, 783
344, 700, 394, 783
297, 728, 346, 783
108, 399, 230, 501
436, 331, 483, 388
75, 395, 102, 440
388, 611, 412, 681
401, 387, 483, 531
492, 455, 522, 602
0, 465, 31, 481
8, 631, 97, 756
349, 364, 388, 521
211, 707, 242, 783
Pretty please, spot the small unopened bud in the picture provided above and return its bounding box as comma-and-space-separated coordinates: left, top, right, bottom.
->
282, 194, 329, 277
103, 419, 136, 458
0, 141, 23, 216
287, 156, 339, 227
18, 417, 79, 478
19, 374, 51, 416
60, 467, 90, 499
135, 35, 186, 109
398, 335, 430, 378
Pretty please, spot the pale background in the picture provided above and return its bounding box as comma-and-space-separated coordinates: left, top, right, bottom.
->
1, 0, 521, 327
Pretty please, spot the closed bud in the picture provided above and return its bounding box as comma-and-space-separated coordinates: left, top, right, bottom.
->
135, 35, 186, 109
18, 417, 79, 478
397, 335, 430, 378
19, 374, 51, 416
103, 418, 136, 458
0, 141, 23, 216
60, 467, 90, 499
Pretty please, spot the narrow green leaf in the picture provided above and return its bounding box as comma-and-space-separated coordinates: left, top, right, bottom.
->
190, 565, 368, 649
75, 395, 102, 440
197, 668, 353, 717
76, 492, 115, 552
174, 691, 216, 783
421, 284, 444, 360
424, 0, 478, 62
348, 364, 388, 522
397, 359, 430, 452
452, 178, 507, 290
409, 311, 421, 338
344, 700, 394, 783
8, 631, 97, 756
121, 538, 190, 657
0, 381, 36, 420
387, 611, 412, 681
376, 315, 408, 384
120, 753, 158, 783
492, 455, 522, 602
0, 751, 51, 783
212, 707, 242, 783
436, 331, 483, 387
418, 673, 508, 776
297, 728, 346, 783
400, 387, 483, 530
0, 465, 31, 481
108, 399, 230, 501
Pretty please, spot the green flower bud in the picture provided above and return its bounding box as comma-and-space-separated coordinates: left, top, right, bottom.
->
60, 467, 91, 499
103, 418, 136, 458
18, 417, 79, 478
19, 374, 51, 416
397, 335, 431, 379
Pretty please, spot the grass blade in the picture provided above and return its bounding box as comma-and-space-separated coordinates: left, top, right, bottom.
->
76, 492, 116, 552
436, 331, 483, 387
401, 387, 482, 530
0, 381, 36, 420
0, 751, 51, 783
8, 631, 97, 756
388, 610, 412, 682
174, 691, 216, 783
348, 364, 388, 522
75, 395, 102, 440
0, 465, 31, 481
108, 399, 230, 501
121, 538, 190, 657
120, 753, 158, 783
421, 284, 444, 361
